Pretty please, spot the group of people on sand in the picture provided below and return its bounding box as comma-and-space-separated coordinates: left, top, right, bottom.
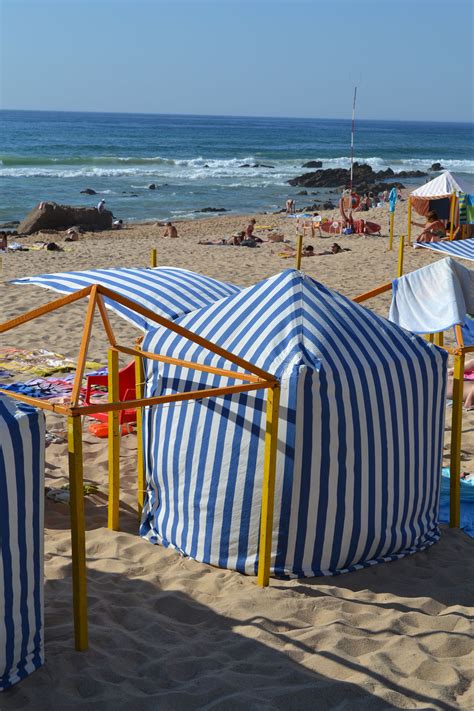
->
198, 219, 285, 247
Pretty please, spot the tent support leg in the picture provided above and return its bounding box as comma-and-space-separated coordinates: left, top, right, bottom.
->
295, 235, 303, 270
135, 353, 146, 519
449, 353, 464, 527
150, 248, 157, 268
108, 348, 120, 531
68, 415, 88, 651
257, 384, 280, 587
434, 332, 444, 347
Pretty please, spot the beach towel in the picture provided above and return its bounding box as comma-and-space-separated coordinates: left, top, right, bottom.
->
0, 348, 102, 377
389, 258, 474, 334
439, 468, 474, 538
459, 193, 474, 225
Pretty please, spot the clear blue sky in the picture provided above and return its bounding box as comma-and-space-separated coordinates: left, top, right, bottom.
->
1, 0, 472, 121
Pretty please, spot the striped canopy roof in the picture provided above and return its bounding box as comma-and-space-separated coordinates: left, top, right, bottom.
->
11, 267, 240, 331
411, 171, 474, 198
417, 237, 474, 262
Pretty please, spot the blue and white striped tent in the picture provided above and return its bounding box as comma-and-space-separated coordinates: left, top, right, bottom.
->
140, 269, 447, 578
418, 238, 474, 262
12, 267, 240, 331
0, 395, 45, 690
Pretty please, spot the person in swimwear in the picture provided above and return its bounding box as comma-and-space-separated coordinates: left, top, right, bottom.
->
164, 222, 179, 238
414, 211, 446, 243
447, 358, 474, 410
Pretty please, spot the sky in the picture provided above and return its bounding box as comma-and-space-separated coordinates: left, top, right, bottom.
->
1, 0, 473, 122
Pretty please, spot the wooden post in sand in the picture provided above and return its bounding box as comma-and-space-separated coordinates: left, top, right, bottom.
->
449, 191, 456, 240
397, 234, 405, 277
389, 211, 395, 251
257, 384, 280, 587
150, 248, 157, 268
107, 348, 120, 531
407, 197, 412, 245
295, 234, 303, 270
67, 414, 88, 651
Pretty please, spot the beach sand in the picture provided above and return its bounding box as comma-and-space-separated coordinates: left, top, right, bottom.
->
1, 200, 473, 709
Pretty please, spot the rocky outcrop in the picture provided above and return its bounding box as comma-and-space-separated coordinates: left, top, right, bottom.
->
18, 202, 113, 235
302, 161, 322, 168
288, 162, 425, 190
80, 188, 97, 195
430, 163, 444, 171
148, 184, 157, 190
296, 190, 308, 195
198, 207, 228, 213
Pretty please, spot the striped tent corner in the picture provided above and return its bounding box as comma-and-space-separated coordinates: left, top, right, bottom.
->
139, 269, 448, 578
11, 267, 240, 331
417, 238, 474, 262
0, 396, 45, 691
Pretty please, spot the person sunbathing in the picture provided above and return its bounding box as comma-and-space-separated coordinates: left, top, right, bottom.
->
164, 222, 179, 238
447, 358, 474, 410
414, 211, 446, 243
316, 243, 351, 255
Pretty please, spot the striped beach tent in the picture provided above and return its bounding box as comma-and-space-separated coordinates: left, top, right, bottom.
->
11, 267, 240, 331
417, 237, 474, 262
140, 269, 447, 578
0, 395, 45, 690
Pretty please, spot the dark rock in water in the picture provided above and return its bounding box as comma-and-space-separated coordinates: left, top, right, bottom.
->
302, 204, 321, 212
274, 208, 287, 214
288, 162, 426, 189
323, 201, 335, 210
18, 202, 113, 235
198, 207, 228, 213
0, 220, 20, 228
122, 192, 139, 197
203, 164, 209, 168
297, 190, 308, 195
80, 188, 97, 195
148, 184, 157, 190
240, 163, 251, 168
302, 161, 323, 168
431, 162, 444, 171
240, 163, 275, 169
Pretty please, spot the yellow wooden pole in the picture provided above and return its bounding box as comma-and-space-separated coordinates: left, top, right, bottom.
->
397, 234, 405, 277
295, 234, 303, 270
434, 332, 444, 347
107, 348, 120, 531
67, 415, 88, 651
150, 248, 157, 268
449, 353, 464, 527
389, 211, 394, 251
449, 191, 456, 240
135, 353, 146, 519
407, 197, 412, 245
257, 384, 280, 588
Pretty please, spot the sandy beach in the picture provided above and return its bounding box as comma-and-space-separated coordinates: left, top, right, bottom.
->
1, 199, 473, 710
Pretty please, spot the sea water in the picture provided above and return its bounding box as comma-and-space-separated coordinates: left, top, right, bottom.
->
0, 110, 472, 224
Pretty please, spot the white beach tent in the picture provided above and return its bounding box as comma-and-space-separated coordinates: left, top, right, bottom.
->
408, 171, 474, 241
140, 269, 447, 578
11, 267, 241, 331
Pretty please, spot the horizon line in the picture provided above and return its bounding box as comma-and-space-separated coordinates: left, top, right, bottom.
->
1, 108, 473, 126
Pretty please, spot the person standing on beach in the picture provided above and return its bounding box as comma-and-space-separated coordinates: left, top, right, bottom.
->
97, 199, 106, 213
164, 222, 179, 238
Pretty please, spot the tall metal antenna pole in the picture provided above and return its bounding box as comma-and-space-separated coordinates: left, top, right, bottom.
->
349, 86, 357, 195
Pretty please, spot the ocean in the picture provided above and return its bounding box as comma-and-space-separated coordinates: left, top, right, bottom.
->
0, 110, 473, 224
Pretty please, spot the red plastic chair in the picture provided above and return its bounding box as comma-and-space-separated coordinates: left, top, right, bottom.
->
83, 361, 137, 424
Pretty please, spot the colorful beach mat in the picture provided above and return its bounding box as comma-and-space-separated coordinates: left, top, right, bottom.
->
0, 348, 101, 377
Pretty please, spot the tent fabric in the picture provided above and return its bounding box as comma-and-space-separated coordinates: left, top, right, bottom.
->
389, 258, 474, 334
417, 237, 474, 262
0, 396, 45, 691
140, 269, 447, 578
11, 267, 240, 331
411, 171, 474, 198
